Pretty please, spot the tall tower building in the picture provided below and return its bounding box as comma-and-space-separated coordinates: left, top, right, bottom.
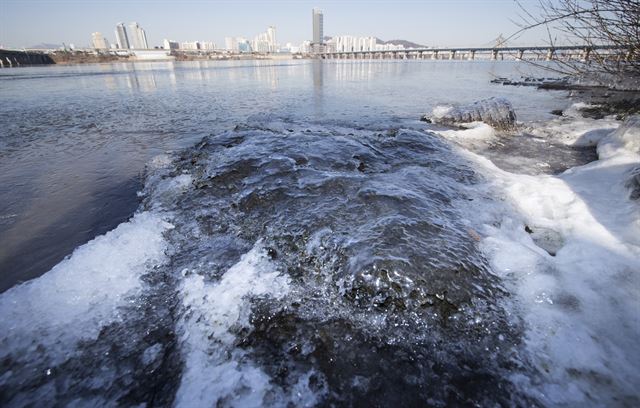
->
267, 26, 276, 52
312, 8, 324, 53
91, 32, 110, 49
128, 22, 149, 49
114, 23, 130, 49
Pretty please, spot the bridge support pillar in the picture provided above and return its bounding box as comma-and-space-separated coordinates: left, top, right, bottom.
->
491, 50, 498, 60
581, 48, 591, 61
432, 51, 438, 60
517, 49, 524, 60
468, 50, 475, 60
546, 48, 554, 61
449, 50, 455, 60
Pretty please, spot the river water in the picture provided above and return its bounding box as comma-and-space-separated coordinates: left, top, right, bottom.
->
0, 60, 567, 292
1, 60, 637, 407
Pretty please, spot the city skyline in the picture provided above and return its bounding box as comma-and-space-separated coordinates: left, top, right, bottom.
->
0, 0, 556, 50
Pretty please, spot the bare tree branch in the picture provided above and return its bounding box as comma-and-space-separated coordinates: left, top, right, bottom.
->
512, 0, 640, 83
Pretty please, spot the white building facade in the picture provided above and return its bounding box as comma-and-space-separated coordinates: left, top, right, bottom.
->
312, 8, 324, 53
114, 23, 130, 50
253, 26, 277, 53
128, 22, 149, 49
163, 39, 179, 50
332, 36, 377, 52
91, 32, 110, 49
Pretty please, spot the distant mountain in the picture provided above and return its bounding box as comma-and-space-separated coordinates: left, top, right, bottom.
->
376, 38, 427, 49
28, 43, 62, 49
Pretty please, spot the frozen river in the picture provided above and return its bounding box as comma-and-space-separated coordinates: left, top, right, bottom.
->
0, 60, 638, 407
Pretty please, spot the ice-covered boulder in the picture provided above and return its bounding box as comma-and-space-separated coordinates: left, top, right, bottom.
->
423, 97, 517, 131
597, 115, 640, 160
626, 166, 640, 200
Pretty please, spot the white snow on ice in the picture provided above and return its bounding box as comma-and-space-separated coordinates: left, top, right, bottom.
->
0, 211, 173, 365
174, 241, 322, 408
432, 105, 453, 118
528, 103, 620, 147
433, 121, 497, 149
444, 114, 640, 406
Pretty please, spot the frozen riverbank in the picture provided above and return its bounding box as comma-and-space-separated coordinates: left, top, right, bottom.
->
432, 99, 640, 406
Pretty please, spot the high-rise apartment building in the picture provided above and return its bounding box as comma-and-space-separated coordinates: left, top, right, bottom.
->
128, 22, 149, 49
199, 41, 216, 51
91, 32, 110, 49
332, 36, 377, 52
267, 26, 276, 49
237, 38, 252, 53
114, 23, 130, 49
312, 8, 324, 53
225, 37, 238, 52
253, 26, 277, 53
163, 39, 179, 50
181, 41, 200, 50
226, 37, 252, 53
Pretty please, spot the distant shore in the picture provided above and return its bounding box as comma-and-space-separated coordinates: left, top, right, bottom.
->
0, 49, 305, 67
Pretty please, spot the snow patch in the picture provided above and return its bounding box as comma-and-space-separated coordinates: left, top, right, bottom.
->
0, 211, 172, 365
432, 105, 453, 118
174, 242, 291, 408
528, 103, 619, 147
462, 115, 640, 405
598, 115, 640, 159
433, 121, 497, 149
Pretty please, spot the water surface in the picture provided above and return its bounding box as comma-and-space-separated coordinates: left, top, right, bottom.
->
0, 60, 570, 292
4, 60, 638, 407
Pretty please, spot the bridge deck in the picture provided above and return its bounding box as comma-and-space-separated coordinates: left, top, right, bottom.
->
320, 45, 619, 55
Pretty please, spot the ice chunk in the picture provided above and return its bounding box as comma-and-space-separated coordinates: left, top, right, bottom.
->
626, 166, 640, 200
424, 97, 517, 131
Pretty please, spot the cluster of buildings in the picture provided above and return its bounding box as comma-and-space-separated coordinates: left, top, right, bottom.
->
89, 9, 407, 54
91, 22, 149, 50
310, 9, 405, 53
224, 26, 278, 53
327, 36, 404, 52
163, 39, 216, 51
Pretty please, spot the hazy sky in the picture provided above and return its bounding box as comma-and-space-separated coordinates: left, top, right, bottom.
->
0, 0, 554, 49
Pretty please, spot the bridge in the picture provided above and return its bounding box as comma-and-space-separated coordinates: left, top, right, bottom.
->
318, 45, 623, 61
0, 49, 55, 68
